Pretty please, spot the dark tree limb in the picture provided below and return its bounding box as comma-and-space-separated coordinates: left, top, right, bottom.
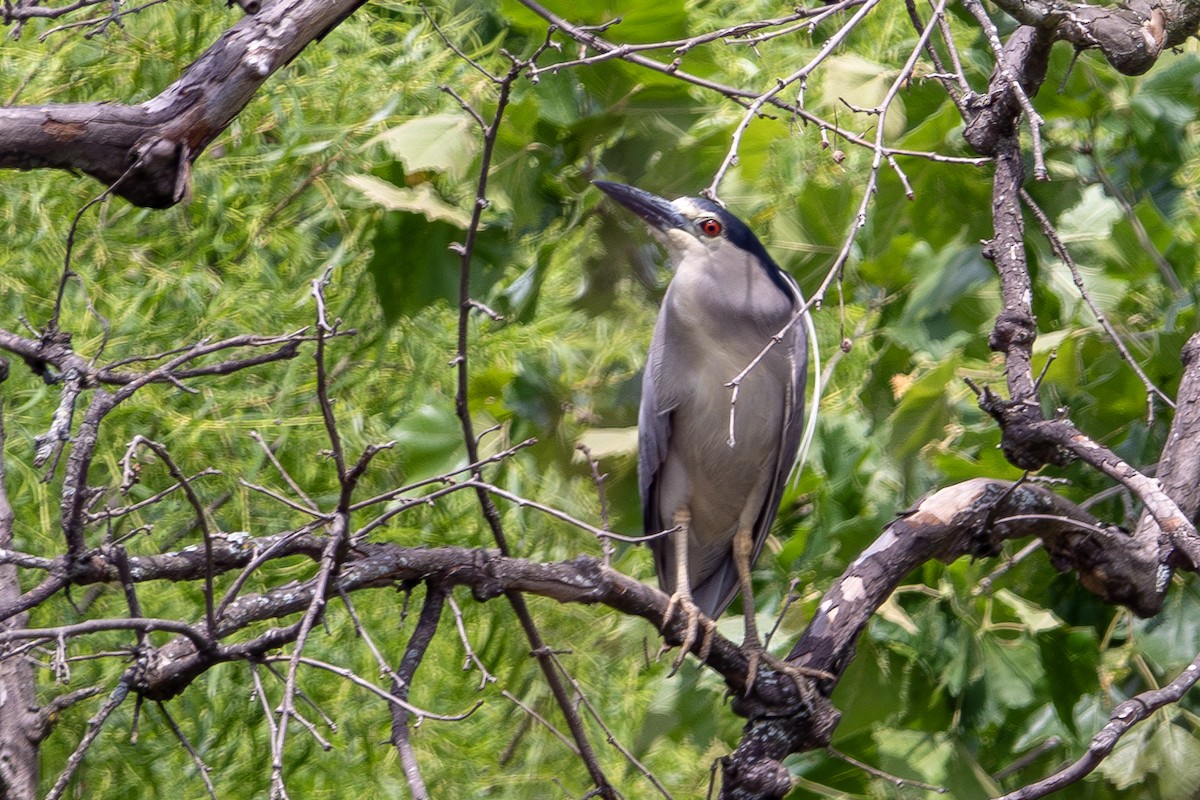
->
1133, 333, 1200, 572
2, 1, 115, 23
390, 585, 446, 800
446, 29, 619, 799
983, 133, 1042, 427
987, 0, 1200, 75
719, 478, 1156, 798
4, 3, 1200, 796
0, 0, 367, 208
0, 328, 305, 389
1, 478, 1148, 754
969, 134, 1200, 593
962, 24, 1054, 158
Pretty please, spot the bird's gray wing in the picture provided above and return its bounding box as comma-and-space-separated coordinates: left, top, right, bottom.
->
751, 282, 810, 582
639, 334, 677, 595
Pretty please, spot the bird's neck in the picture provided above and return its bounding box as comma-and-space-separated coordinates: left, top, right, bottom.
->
666, 250, 796, 339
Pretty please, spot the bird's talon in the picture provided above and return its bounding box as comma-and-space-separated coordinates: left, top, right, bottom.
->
744, 648, 760, 693
662, 593, 713, 674
742, 647, 823, 704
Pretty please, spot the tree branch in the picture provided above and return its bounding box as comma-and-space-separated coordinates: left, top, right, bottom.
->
721, 478, 1159, 798
986, 0, 1200, 75
996, 649, 1200, 799
0, 0, 366, 207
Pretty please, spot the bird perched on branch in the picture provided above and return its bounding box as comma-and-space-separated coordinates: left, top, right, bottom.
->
595, 181, 817, 680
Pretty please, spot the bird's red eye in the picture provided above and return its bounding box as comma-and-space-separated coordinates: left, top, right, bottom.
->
700, 218, 723, 237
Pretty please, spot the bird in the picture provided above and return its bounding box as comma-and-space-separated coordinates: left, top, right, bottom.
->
595, 180, 816, 679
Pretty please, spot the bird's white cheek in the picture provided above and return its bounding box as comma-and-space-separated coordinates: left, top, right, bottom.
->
662, 229, 704, 265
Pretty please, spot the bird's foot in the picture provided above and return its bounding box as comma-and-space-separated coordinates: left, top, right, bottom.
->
742, 641, 831, 703
660, 593, 715, 674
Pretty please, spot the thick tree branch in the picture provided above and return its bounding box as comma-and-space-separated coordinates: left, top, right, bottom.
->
719, 477, 1159, 798
1132, 333, 1200, 571
987, 0, 1200, 75
962, 23, 1053, 159
970, 133, 1200, 596
3, 474, 1156, 800
0, 0, 366, 208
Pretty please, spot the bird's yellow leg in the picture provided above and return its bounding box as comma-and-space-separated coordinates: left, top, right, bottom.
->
732, 523, 766, 687
733, 524, 825, 697
662, 509, 715, 672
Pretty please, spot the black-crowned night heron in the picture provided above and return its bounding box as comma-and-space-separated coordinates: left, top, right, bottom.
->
595, 181, 816, 679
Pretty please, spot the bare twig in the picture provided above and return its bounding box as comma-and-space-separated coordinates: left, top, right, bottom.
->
250, 430, 319, 512
548, 650, 675, 799
91, 468, 221, 522
997, 651, 1200, 799
447, 595, 496, 689
1021, 189, 1174, 418
517, 0, 989, 168
465, 479, 672, 545
1087, 152, 1182, 293
576, 443, 614, 564
44, 683, 129, 800
500, 689, 580, 756
440, 20, 617, 796
960, 0, 1047, 179
124, 436, 218, 635
156, 701, 219, 800
261, 654, 477, 722
390, 584, 448, 800
705, 0, 885, 200
828, 745, 948, 793
973, 539, 1044, 596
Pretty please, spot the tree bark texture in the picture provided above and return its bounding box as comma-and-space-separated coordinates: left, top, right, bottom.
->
0, 396, 39, 800
987, 0, 1200, 75
0, 0, 366, 208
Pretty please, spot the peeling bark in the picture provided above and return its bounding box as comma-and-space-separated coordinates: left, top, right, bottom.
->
720, 478, 1163, 799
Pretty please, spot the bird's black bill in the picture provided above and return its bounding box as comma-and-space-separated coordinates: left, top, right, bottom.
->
594, 181, 689, 231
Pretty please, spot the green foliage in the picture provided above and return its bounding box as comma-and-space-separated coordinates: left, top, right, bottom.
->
2, 1, 1200, 798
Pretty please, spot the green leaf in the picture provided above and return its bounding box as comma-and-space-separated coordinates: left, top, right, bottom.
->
1136, 584, 1200, 671
1152, 721, 1200, 798
1058, 183, 1122, 241
386, 403, 466, 483
574, 427, 638, 459
886, 360, 957, 460
980, 635, 1043, 710
368, 114, 479, 179
1037, 627, 1100, 735
995, 590, 1063, 634
367, 211, 509, 323
873, 729, 953, 785
346, 176, 475, 228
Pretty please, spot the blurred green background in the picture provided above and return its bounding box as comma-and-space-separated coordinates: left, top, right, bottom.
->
2, 1, 1199, 797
